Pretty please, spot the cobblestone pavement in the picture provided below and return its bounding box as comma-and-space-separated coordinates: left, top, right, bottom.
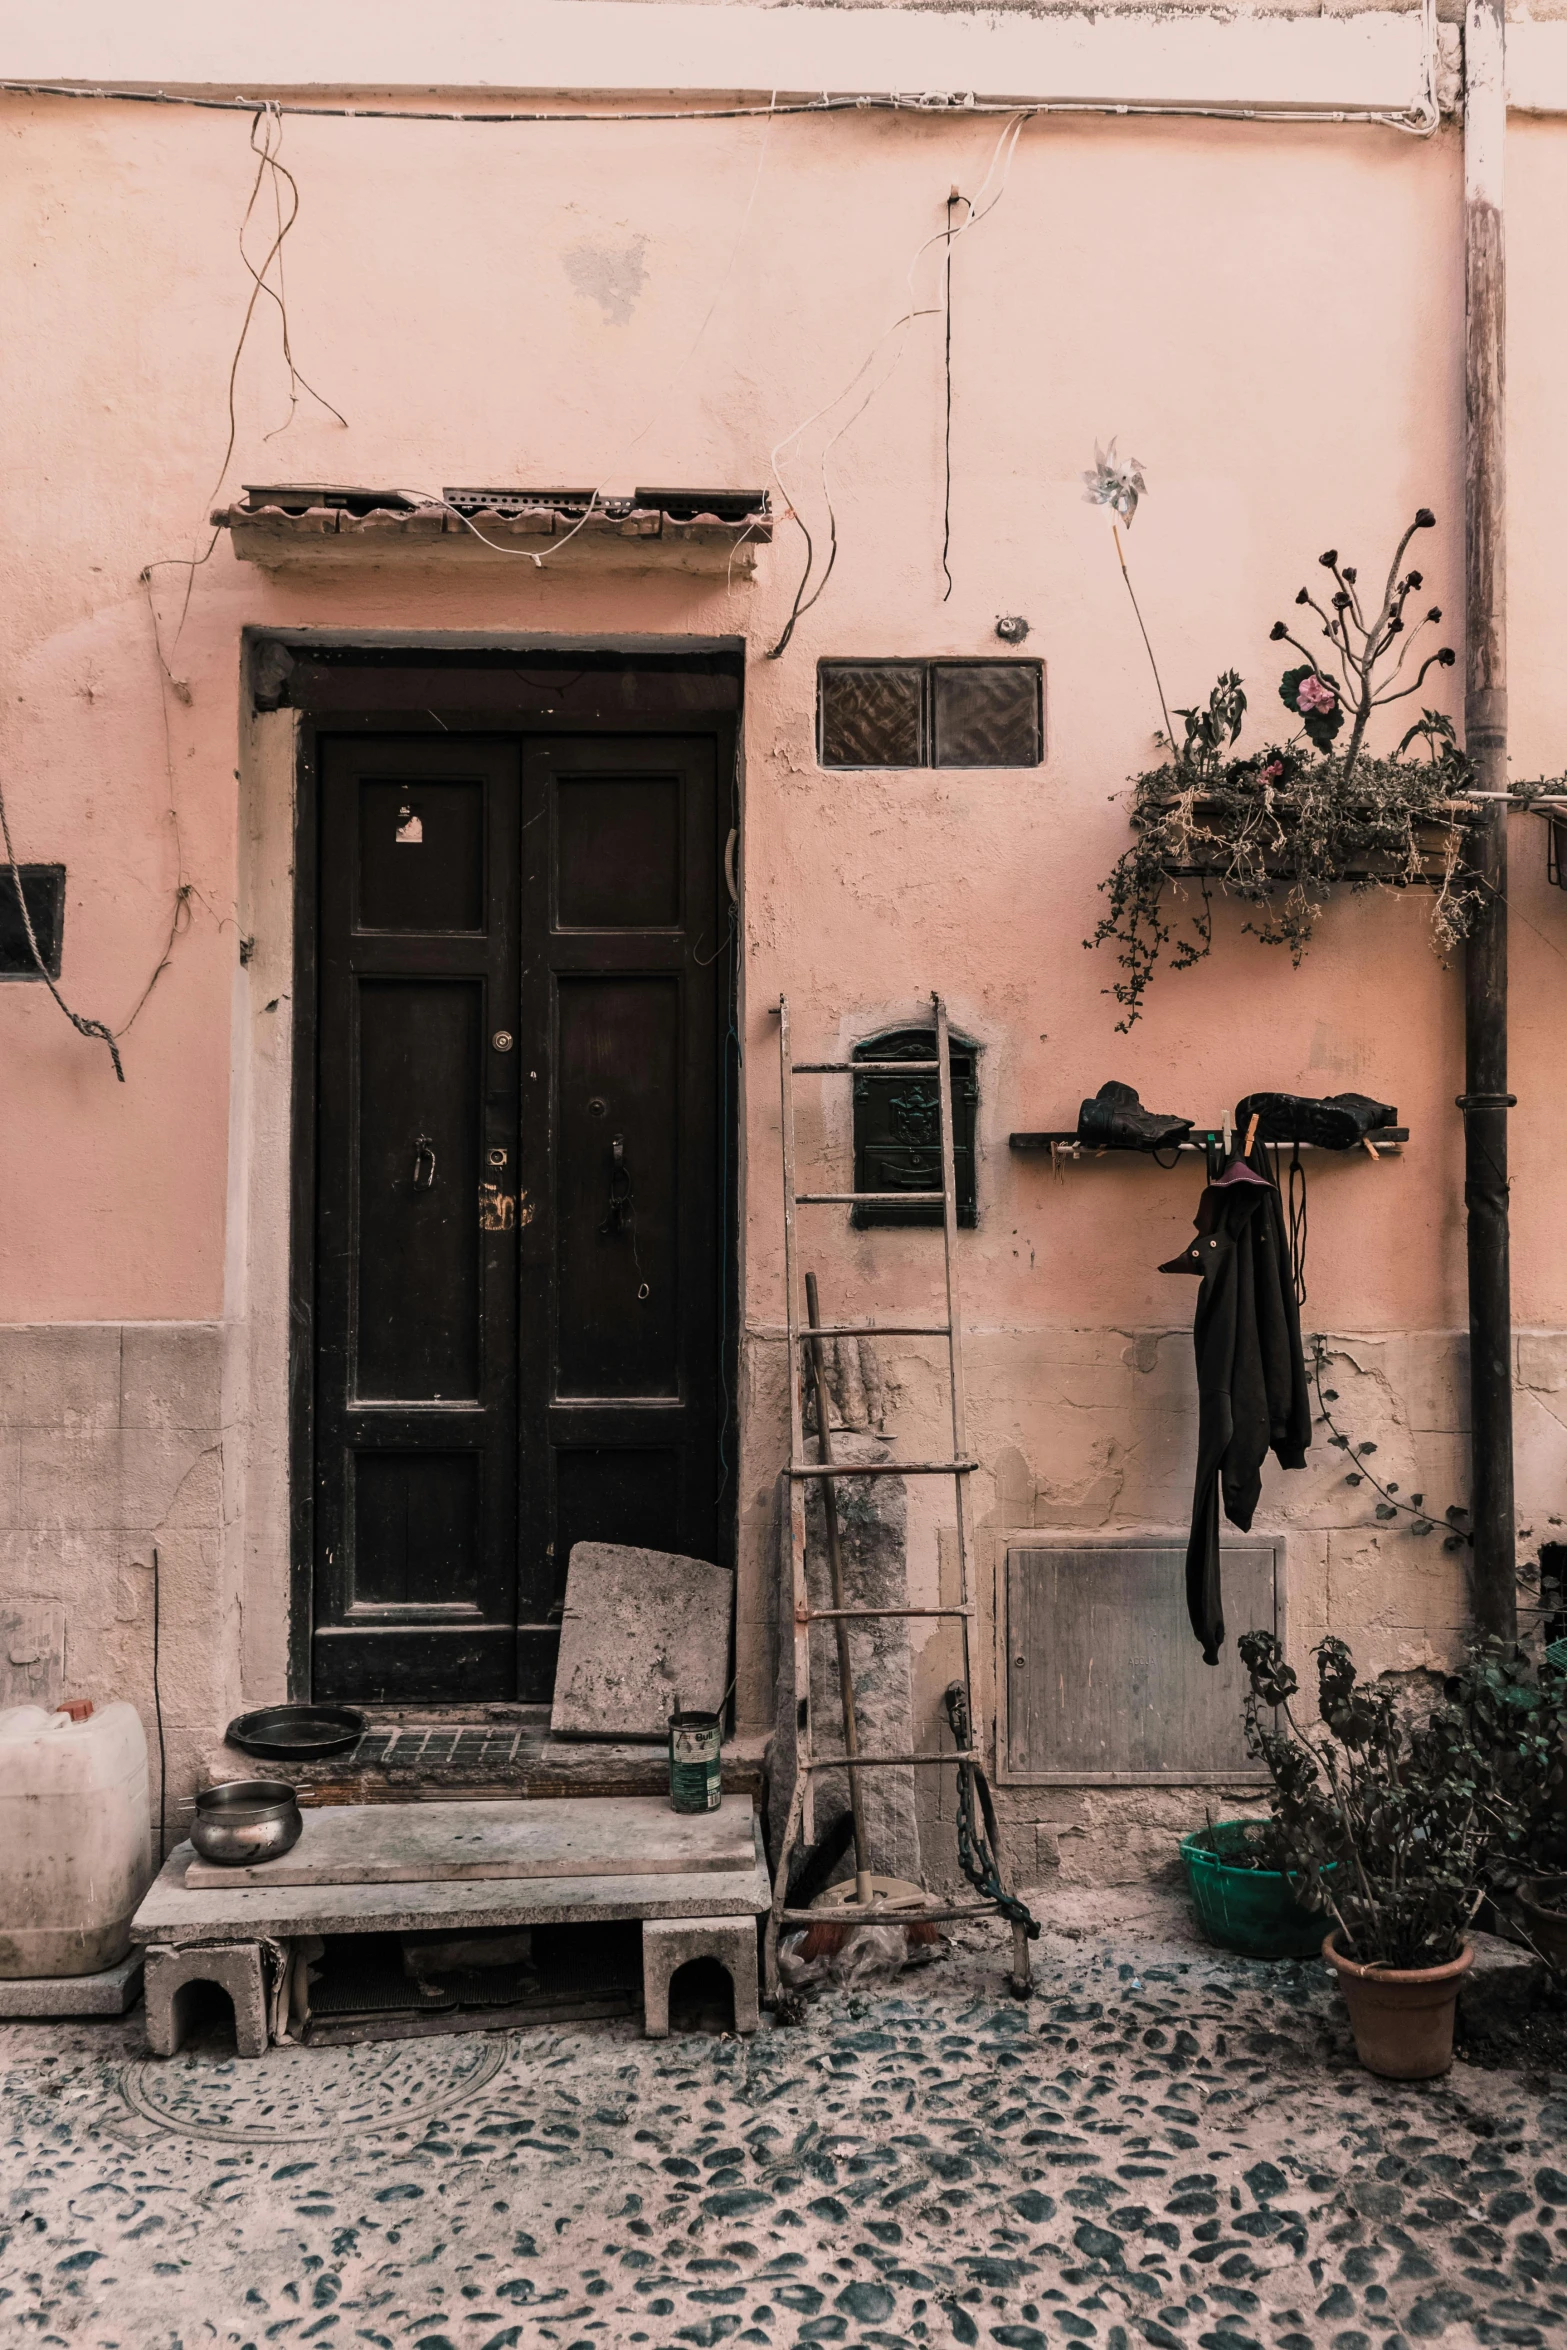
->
3, 1888, 1566, 2350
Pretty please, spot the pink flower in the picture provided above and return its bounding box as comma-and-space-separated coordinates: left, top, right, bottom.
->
1296, 674, 1338, 716
1262, 759, 1284, 782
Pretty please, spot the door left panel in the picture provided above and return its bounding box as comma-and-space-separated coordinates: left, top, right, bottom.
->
313, 738, 520, 1701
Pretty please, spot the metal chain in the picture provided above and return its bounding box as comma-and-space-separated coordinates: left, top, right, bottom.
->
943, 1683, 1040, 1938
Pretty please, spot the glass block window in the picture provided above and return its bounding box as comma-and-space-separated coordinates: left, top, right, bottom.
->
851, 1028, 978, 1228
0, 865, 64, 979
817, 663, 926, 769
819, 660, 1043, 770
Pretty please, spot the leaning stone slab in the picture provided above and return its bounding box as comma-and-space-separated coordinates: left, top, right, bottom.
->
550, 1543, 732, 1740
0, 1948, 144, 2017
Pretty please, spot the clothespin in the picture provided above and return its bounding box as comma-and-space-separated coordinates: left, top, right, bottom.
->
1361, 1136, 1381, 1161
1243, 1113, 1260, 1160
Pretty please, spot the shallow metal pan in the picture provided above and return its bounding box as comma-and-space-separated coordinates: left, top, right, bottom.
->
225, 1703, 366, 1761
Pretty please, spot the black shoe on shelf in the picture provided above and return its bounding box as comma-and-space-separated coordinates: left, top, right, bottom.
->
1233, 1091, 1397, 1150
1076, 1081, 1195, 1154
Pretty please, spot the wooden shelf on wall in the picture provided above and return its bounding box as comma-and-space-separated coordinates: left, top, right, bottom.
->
1009, 1126, 1408, 1159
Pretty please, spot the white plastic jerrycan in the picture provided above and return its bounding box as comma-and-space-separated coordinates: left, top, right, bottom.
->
0, 1703, 152, 1977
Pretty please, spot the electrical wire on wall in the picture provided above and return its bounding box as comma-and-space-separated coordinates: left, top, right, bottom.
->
0, 708, 195, 1081
144, 103, 347, 653
0, 104, 329, 1082
0, 51, 1444, 135
3, 100, 345, 1081
0, 774, 125, 1078
764, 109, 1029, 659
941, 186, 959, 602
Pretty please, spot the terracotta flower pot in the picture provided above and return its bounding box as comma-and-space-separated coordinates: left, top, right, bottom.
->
1323, 1931, 1473, 2080
1518, 1877, 1567, 1970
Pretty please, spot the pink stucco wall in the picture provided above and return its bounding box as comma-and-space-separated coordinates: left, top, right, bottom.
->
1, 87, 1564, 1807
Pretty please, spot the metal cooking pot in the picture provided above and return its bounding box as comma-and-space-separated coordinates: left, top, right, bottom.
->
190, 1779, 303, 1868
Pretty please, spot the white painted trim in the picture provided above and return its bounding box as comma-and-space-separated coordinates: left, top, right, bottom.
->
1467, 0, 1504, 208
222, 706, 299, 1709
0, 1, 1433, 116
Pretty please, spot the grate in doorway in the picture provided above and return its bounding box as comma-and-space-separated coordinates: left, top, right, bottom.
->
352, 1726, 532, 1772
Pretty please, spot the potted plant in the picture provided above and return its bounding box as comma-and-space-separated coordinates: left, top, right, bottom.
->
1083, 498, 1488, 1030
1237, 1630, 1483, 2078
1178, 1814, 1330, 1960
1447, 1635, 1567, 1970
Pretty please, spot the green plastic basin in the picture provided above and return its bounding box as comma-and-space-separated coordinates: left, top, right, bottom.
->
1179, 1820, 1328, 1960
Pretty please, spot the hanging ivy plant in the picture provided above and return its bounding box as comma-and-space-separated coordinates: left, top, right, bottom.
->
1086, 511, 1486, 1031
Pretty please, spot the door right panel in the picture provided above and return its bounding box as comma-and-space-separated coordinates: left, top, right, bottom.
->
516, 735, 724, 1698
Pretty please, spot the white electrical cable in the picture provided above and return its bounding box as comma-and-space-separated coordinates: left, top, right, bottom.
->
0, 0, 1445, 137
0, 65, 1442, 138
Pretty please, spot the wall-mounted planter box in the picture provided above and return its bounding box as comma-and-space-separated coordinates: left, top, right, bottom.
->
1138, 792, 1473, 885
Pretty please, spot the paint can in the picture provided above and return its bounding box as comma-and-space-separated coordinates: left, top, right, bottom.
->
668, 1710, 723, 1813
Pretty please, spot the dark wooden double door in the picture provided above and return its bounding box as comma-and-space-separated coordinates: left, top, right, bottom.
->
311, 727, 727, 1703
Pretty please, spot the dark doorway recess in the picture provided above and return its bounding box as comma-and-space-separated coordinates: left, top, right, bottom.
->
287, 650, 740, 1705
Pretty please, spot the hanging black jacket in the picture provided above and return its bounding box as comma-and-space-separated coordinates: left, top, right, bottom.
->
1160, 1157, 1311, 1663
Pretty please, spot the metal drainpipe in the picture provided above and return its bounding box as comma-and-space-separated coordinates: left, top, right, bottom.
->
1462, 0, 1517, 1641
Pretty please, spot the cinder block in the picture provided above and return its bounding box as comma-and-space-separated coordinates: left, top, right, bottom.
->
642, 1914, 759, 2038
144, 1940, 269, 2059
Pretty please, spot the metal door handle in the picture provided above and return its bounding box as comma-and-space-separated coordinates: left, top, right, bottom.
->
412, 1134, 437, 1190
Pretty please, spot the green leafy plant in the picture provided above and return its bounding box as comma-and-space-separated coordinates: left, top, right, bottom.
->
1237, 1630, 1484, 1969
1087, 512, 1484, 1030
1445, 1638, 1567, 1899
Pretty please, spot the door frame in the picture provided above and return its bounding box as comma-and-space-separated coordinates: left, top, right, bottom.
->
268, 636, 745, 1702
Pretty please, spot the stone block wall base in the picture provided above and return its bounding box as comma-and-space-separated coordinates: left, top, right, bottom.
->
642, 1913, 760, 2038
0, 1949, 144, 2017
144, 1941, 269, 2058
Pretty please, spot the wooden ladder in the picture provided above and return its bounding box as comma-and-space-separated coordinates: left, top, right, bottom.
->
765, 991, 1035, 2000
